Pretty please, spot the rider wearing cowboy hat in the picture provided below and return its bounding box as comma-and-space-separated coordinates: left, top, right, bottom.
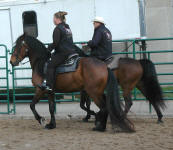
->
88, 16, 112, 61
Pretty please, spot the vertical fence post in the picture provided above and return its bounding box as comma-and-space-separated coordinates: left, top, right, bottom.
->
147, 52, 152, 113
10, 47, 16, 114
133, 40, 137, 100
54, 95, 57, 114
6, 48, 10, 114
12, 67, 16, 114
72, 93, 75, 102
132, 40, 136, 59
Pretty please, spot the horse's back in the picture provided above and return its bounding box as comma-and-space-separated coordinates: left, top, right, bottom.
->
113, 57, 143, 88
119, 57, 140, 65
80, 57, 108, 79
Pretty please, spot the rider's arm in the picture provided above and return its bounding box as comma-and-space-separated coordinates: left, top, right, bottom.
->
48, 27, 61, 52
87, 31, 102, 48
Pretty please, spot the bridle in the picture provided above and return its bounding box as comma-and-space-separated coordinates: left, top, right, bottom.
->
13, 40, 29, 65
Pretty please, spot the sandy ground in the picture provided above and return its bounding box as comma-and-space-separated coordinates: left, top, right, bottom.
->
0, 118, 172, 150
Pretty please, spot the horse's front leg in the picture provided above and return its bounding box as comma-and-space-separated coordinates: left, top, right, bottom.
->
80, 91, 95, 122
45, 93, 56, 129
30, 88, 45, 126
80, 91, 90, 122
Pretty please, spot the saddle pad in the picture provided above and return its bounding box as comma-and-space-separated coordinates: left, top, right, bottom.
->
107, 55, 125, 69
56, 57, 80, 74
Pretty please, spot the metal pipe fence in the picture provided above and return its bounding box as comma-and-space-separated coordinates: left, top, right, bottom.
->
1, 37, 173, 114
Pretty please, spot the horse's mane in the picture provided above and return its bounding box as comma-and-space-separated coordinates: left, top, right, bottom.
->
15, 34, 50, 77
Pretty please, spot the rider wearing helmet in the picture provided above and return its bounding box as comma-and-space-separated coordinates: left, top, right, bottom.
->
87, 16, 112, 61
41, 11, 76, 91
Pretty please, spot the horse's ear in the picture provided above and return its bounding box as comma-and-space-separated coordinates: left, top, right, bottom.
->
22, 32, 27, 41
23, 32, 26, 37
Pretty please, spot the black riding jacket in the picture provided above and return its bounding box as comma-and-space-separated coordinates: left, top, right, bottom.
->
88, 24, 112, 60
48, 22, 76, 56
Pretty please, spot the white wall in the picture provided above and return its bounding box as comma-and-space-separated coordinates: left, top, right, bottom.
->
95, 0, 140, 40
1, 0, 141, 47
0, 0, 141, 88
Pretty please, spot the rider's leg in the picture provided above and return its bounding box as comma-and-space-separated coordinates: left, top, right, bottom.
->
41, 53, 67, 91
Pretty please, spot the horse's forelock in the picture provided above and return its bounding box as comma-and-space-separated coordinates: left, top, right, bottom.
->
14, 34, 25, 49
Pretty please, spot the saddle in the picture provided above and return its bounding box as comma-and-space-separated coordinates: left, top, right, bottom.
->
44, 53, 80, 74
104, 56, 119, 69
104, 56, 113, 65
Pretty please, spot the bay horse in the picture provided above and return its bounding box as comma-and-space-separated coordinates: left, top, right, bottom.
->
80, 53, 166, 123
10, 34, 134, 132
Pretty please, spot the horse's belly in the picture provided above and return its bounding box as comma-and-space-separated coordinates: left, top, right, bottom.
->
55, 71, 83, 93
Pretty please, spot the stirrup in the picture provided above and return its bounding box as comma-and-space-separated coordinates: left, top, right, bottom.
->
38, 81, 53, 92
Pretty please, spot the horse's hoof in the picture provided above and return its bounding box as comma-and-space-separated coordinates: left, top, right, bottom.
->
40, 117, 46, 128
82, 118, 89, 122
45, 123, 56, 129
157, 120, 164, 124
92, 121, 106, 132
92, 126, 105, 132
112, 126, 123, 133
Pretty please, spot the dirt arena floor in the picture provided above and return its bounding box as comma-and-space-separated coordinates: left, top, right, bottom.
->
0, 118, 172, 150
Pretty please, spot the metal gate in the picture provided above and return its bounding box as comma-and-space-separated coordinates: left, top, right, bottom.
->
0, 44, 10, 114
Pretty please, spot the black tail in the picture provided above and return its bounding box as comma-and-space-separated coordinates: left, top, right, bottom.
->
139, 59, 166, 110
106, 68, 135, 132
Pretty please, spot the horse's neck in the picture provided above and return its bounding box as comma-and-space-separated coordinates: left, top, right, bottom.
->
28, 51, 47, 80
28, 52, 38, 70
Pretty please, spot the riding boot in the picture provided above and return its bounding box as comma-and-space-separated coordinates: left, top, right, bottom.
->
40, 68, 55, 92
46, 68, 55, 90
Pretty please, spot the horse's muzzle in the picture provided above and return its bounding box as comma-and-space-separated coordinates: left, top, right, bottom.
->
10, 60, 19, 66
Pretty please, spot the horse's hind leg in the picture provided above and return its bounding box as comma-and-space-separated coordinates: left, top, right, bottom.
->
124, 94, 133, 114
136, 82, 163, 123
93, 94, 108, 132
30, 88, 45, 126
80, 91, 96, 122
122, 86, 133, 115
151, 102, 163, 123
80, 91, 91, 122
45, 93, 56, 129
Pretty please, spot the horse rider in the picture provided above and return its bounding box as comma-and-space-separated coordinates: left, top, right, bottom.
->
87, 16, 112, 61
40, 11, 76, 92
